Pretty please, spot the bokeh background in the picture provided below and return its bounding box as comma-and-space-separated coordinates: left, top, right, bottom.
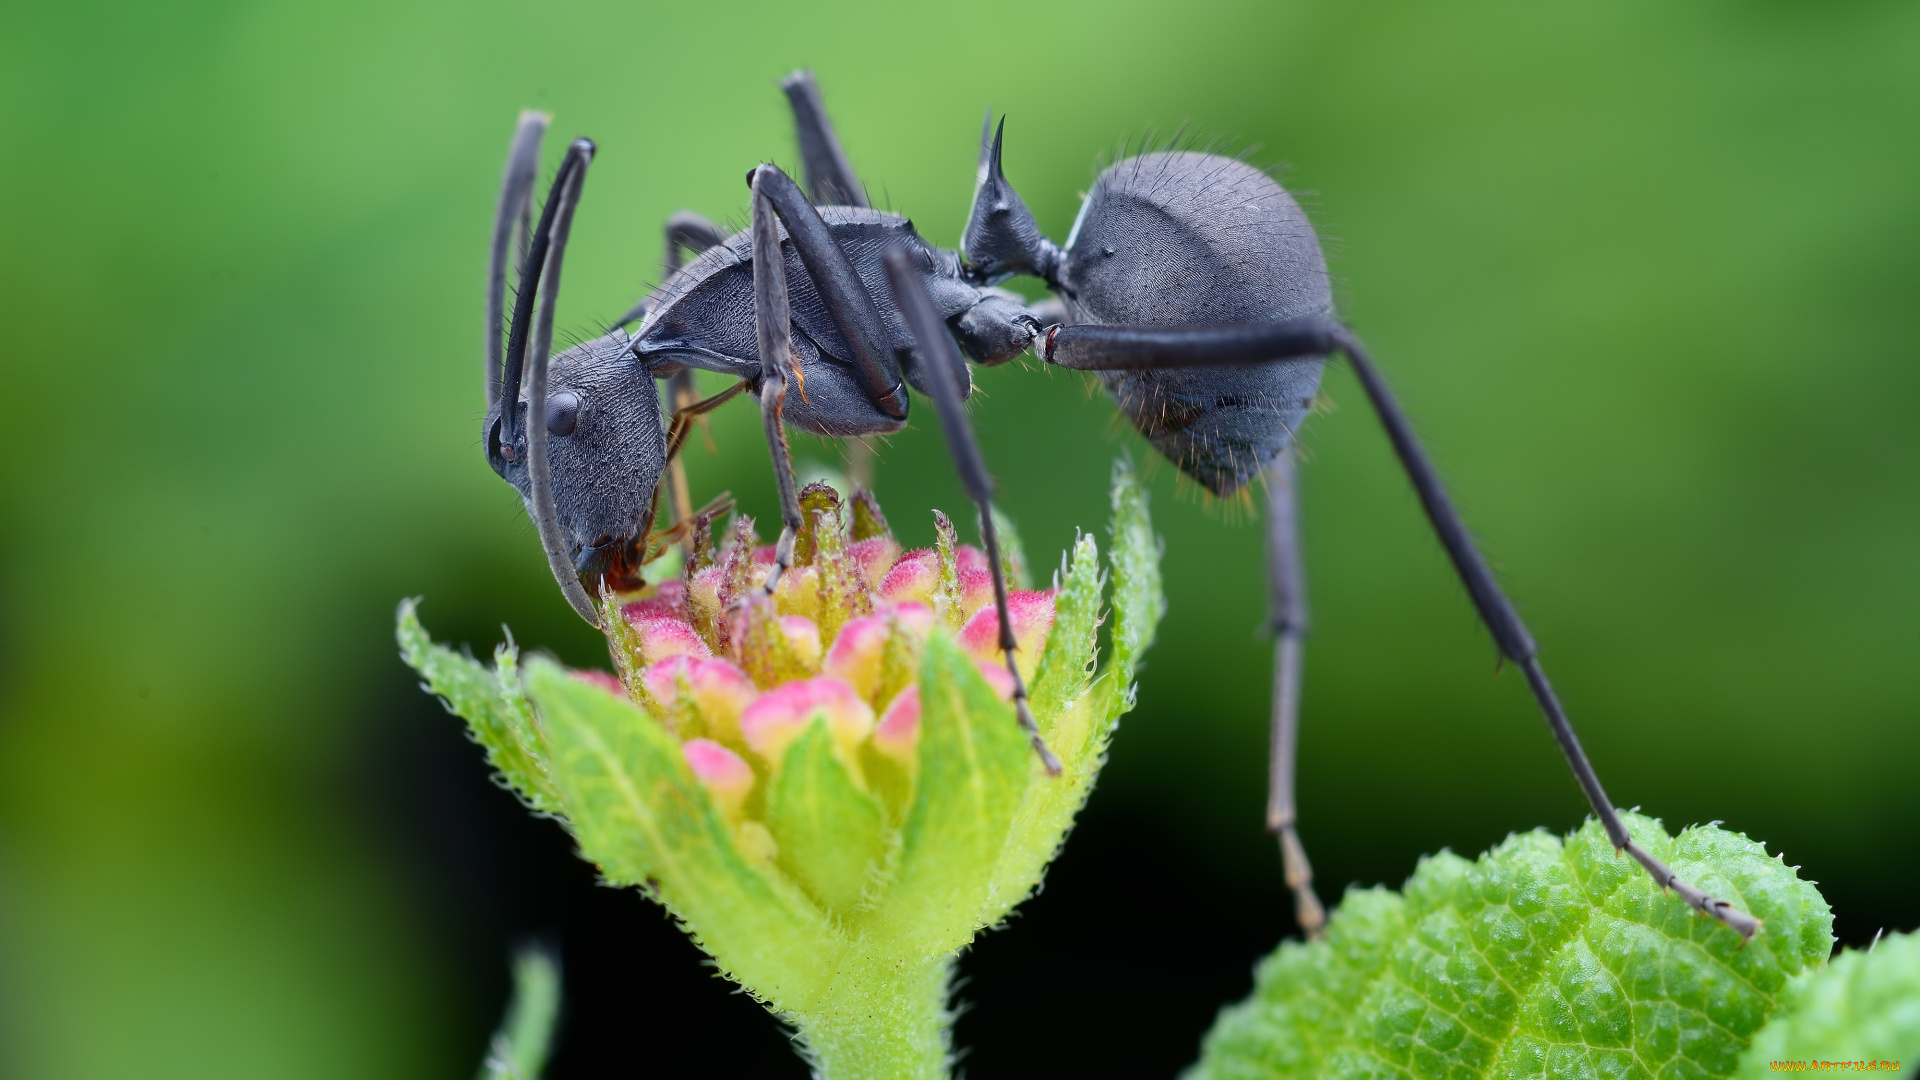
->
3, 0, 1916, 1076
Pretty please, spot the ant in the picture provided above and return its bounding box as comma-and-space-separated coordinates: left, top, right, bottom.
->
478, 72, 1758, 940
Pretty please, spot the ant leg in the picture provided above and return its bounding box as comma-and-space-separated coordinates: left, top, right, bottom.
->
748, 171, 805, 596
744, 165, 905, 419
1043, 315, 1342, 371
516, 138, 601, 627
1265, 447, 1326, 939
606, 209, 731, 528
1042, 315, 1762, 938
656, 215, 732, 525
883, 246, 1063, 776
632, 380, 743, 570
612, 212, 730, 328
845, 434, 876, 490
664, 371, 698, 529
663, 211, 729, 277
781, 70, 867, 208
663, 379, 750, 465
487, 111, 548, 409
1329, 327, 1760, 938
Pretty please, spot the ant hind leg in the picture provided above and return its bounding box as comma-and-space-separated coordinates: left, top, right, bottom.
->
1040, 315, 1762, 939
1264, 447, 1326, 939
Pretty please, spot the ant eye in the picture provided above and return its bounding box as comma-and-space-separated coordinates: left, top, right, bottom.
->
547, 391, 580, 436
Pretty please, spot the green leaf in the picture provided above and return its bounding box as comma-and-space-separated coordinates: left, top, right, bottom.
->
1028, 530, 1102, 729
522, 660, 840, 1010
1188, 815, 1833, 1080
396, 599, 562, 814
987, 503, 1031, 590
1734, 931, 1920, 1078
476, 947, 561, 1080
932, 510, 965, 630
877, 632, 1031, 957
849, 487, 889, 541
1106, 455, 1163, 695
984, 460, 1166, 931
766, 718, 889, 916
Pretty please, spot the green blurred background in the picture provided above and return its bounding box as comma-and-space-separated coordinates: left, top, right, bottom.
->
3, 0, 1916, 1076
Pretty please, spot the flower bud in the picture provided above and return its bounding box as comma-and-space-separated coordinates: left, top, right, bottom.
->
956, 545, 988, 575
642, 655, 760, 744
871, 685, 920, 766
686, 566, 726, 649
871, 601, 936, 708
740, 676, 875, 767
878, 547, 938, 605
773, 564, 820, 623
733, 598, 815, 687
880, 600, 936, 637
682, 738, 755, 816
956, 562, 994, 621
972, 659, 1015, 701
958, 590, 1056, 680
849, 536, 902, 590
822, 615, 889, 703
621, 579, 687, 622
779, 615, 823, 670
624, 611, 712, 665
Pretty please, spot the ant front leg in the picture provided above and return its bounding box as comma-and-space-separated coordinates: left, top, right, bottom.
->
884, 246, 1062, 776
1264, 447, 1326, 939
747, 171, 805, 596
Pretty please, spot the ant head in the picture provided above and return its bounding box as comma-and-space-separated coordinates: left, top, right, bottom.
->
487, 329, 666, 594
961, 116, 1060, 286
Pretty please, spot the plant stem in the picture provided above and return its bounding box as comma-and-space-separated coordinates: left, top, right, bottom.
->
792, 954, 953, 1080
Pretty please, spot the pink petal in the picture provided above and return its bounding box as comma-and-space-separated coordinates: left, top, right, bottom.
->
771, 564, 819, 617
956, 545, 989, 574
625, 612, 712, 664
822, 615, 889, 701
849, 536, 902, 590
682, 738, 755, 814
620, 579, 686, 622
878, 547, 938, 605
872, 685, 920, 765
779, 615, 823, 669
972, 658, 1016, 701
739, 676, 875, 764
877, 600, 936, 638
642, 656, 759, 742
958, 589, 1056, 669
957, 563, 994, 620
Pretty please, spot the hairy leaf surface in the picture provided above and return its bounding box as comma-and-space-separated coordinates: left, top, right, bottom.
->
1733, 931, 1920, 1078
1190, 816, 1833, 1080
